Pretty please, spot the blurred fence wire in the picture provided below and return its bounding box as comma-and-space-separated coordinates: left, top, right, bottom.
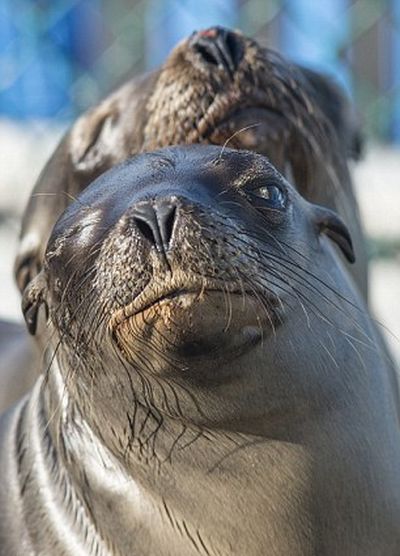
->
0, 0, 399, 142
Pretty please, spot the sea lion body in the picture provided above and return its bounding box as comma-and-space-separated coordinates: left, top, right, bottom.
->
1, 146, 399, 555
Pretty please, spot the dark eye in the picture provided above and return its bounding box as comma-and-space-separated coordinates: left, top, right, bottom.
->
250, 184, 286, 209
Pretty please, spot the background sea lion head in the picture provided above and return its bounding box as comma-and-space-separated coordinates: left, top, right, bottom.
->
143, 27, 361, 165
15, 26, 363, 299
23, 146, 358, 454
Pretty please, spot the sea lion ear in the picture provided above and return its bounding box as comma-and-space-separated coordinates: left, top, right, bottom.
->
21, 271, 48, 335
313, 206, 356, 264
70, 98, 121, 175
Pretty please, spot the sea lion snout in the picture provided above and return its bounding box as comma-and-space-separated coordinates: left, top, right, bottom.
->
189, 26, 244, 78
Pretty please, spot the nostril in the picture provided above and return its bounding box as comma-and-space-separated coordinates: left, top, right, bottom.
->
163, 205, 177, 248
132, 201, 179, 253
192, 43, 220, 67
224, 30, 244, 69
190, 27, 244, 77
134, 217, 157, 245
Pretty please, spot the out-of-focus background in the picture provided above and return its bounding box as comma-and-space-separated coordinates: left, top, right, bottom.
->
0, 0, 399, 360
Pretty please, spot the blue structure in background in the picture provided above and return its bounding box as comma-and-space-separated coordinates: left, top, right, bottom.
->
145, 0, 237, 69
391, 0, 400, 142
0, 0, 102, 119
0, 0, 398, 141
280, 0, 351, 94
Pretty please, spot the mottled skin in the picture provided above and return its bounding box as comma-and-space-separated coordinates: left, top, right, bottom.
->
0, 147, 399, 555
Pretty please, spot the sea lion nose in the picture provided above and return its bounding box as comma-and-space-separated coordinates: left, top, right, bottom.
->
190, 26, 244, 77
131, 199, 178, 253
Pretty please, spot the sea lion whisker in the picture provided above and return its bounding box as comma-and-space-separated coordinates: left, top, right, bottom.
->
245, 266, 314, 332
133, 309, 185, 367
222, 281, 234, 334
52, 241, 103, 319
245, 263, 333, 330
217, 123, 262, 161
31, 191, 89, 206
344, 335, 369, 373
229, 230, 372, 337
235, 271, 278, 342
163, 423, 188, 464
176, 427, 205, 452
42, 285, 108, 413
117, 359, 164, 464
120, 326, 187, 420
257, 253, 372, 340
60, 240, 104, 275
206, 436, 267, 475
261, 257, 375, 344
318, 340, 340, 370
119, 338, 158, 408
280, 281, 377, 356
118, 330, 202, 426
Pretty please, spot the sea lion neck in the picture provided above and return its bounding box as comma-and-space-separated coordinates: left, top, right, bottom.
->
23, 320, 400, 556
22, 365, 316, 555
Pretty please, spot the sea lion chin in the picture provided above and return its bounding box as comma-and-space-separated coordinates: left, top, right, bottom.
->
112, 289, 272, 369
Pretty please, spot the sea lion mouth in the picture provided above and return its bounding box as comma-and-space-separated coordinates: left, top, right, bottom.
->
207, 106, 288, 149
192, 101, 285, 145
217, 105, 284, 125
110, 281, 281, 364
109, 281, 270, 328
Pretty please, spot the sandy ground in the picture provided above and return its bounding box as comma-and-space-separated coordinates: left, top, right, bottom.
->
0, 121, 399, 362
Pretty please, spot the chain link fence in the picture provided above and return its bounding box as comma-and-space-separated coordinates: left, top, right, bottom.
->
1, 0, 399, 141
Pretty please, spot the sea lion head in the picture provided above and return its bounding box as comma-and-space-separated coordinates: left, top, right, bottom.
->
71, 26, 359, 189
143, 27, 360, 171
23, 146, 357, 456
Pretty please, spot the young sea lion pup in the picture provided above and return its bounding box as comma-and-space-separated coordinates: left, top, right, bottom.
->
1, 146, 398, 556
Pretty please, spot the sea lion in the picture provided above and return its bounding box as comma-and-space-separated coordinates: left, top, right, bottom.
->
15, 26, 366, 299
1, 146, 399, 555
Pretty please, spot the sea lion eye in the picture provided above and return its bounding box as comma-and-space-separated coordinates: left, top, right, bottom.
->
251, 184, 286, 209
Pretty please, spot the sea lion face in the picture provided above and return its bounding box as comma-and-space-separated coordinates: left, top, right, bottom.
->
143, 27, 328, 185
75, 26, 351, 191
141, 25, 359, 177
24, 146, 354, 440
